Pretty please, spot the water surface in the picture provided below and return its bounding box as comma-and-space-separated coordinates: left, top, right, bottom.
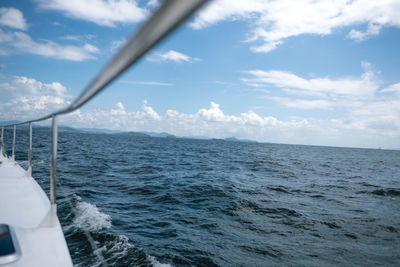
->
4, 127, 400, 266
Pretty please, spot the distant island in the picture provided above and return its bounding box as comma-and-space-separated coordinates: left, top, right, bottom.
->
0, 121, 258, 143
56, 125, 258, 143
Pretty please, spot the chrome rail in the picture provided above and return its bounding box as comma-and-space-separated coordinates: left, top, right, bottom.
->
50, 116, 58, 205
12, 125, 16, 160
28, 122, 32, 174
0, 0, 208, 206
0, 127, 5, 157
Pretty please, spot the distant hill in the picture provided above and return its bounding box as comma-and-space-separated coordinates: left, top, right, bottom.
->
45, 125, 257, 143
224, 137, 257, 143
77, 128, 123, 134
181, 135, 210, 140
139, 131, 176, 138
0, 120, 22, 126
122, 132, 150, 138
1, 123, 258, 143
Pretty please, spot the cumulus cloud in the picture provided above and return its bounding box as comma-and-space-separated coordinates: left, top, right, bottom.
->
59, 101, 311, 141
0, 76, 71, 120
35, 0, 148, 27
148, 50, 200, 63
0, 8, 28, 30
192, 0, 400, 53
0, 29, 99, 61
55, 100, 400, 148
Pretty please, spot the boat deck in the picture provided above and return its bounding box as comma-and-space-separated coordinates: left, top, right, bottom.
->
0, 154, 72, 266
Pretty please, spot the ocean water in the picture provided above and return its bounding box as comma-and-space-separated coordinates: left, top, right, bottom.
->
3, 126, 400, 266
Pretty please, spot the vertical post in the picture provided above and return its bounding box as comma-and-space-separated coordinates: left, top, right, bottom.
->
50, 115, 58, 205
28, 122, 33, 174
0, 127, 5, 157
12, 125, 16, 160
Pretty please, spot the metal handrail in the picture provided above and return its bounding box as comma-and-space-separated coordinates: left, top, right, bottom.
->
0, 0, 208, 206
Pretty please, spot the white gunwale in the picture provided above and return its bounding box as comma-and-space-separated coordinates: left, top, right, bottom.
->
0, 154, 73, 267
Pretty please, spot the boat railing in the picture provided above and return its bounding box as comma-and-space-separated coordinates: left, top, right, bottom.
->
0, 0, 208, 207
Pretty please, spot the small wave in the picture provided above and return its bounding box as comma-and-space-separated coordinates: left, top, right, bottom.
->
97, 235, 133, 264
148, 255, 173, 267
357, 188, 400, 197
73, 201, 112, 232
95, 234, 172, 267
371, 188, 400, 197
267, 186, 290, 194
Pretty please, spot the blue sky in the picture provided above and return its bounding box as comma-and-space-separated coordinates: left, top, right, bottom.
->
0, 0, 399, 148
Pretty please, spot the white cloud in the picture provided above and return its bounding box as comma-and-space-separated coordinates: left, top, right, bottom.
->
190, 0, 265, 30
110, 38, 126, 53
148, 50, 200, 63
54, 100, 400, 148
269, 97, 333, 110
35, 0, 148, 27
347, 23, 382, 42
240, 62, 400, 144
381, 83, 400, 94
192, 0, 400, 53
0, 76, 71, 120
120, 80, 171, 86
0, 8, 28, 30
147, 0, 160, 8
1, 79, 399, 147
60, 35, 81, 41
0, 29, 99, 61
242, 62, 378, 101
59, 101, 313, 141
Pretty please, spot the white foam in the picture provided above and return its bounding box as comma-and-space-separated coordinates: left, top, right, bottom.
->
95, 234, 173, 267
91, 234, 133, 266
103, 235, 133, 258
71, 196, 172, 266
73, 201, 112, 232
148, 255, 173, 267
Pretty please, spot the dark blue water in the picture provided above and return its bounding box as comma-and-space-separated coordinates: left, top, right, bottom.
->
3, 126, 400, 266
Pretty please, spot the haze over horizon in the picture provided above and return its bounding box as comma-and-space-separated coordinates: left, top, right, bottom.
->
1, 0, 399, 149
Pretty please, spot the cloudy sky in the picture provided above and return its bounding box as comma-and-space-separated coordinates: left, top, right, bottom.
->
0, 0, 399, 149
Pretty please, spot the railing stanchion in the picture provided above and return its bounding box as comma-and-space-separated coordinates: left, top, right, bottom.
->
12, 125, 16, 160
0, 127, 5, 157
28, 122, 33, 174
50, 115, 58, 205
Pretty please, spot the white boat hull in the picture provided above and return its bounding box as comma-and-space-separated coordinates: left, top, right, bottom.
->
0, 154, 73, 266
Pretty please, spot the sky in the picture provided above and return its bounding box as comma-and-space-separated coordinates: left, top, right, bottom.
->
0, 0, 399, 149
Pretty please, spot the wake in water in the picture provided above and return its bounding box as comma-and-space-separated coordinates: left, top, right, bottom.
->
60, 194, 171, 267
73, 198, 112, 232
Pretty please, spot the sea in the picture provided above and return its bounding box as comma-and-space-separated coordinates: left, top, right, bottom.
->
3, 126, 400, 266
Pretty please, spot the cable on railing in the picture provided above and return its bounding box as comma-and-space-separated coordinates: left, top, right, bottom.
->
0, 0, 208, 205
